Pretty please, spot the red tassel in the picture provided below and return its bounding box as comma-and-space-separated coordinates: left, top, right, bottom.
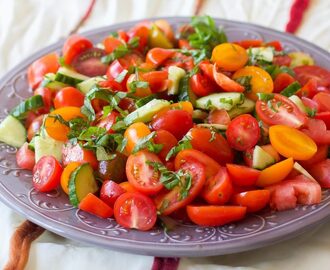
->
286, 0, 310, 33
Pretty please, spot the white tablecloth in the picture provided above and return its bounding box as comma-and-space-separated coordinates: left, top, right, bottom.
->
0, 0, 330, 269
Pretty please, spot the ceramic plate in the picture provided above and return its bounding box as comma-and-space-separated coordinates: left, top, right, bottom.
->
0, 17, 329, 257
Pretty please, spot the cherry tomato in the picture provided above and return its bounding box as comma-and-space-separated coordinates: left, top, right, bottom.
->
226, 114, 260, 151
153, 130, 178, 161
27, 115, 44, 142
232, 190, 270, 213
297, 79, 318, 98
201, 167, 233, 205
32, 156, 63, 192
186, 205, 247, 226
98, 80, 124, 92
233, 66, 274, 100
190, 127, 233, 164
16, 142, 35, 171
126, 151, 164, 195
44, 107, 85, 141
127, 25, 149, 52
300, 145, 328, 168
273, 73, 296, 93
106, 60, 129, 90
162, 52, 194, 71
226, 164, 260, 187
151, 109, 193, 140
190, 73, 217, 97
256, 93, 307, 128
124, 122, 151, 154
96, 111, 119, 134
294, 65, 330, 89
53, 87, 85, 109
146, 48, 175, 67
126, 73, 152, 97
62, 35, 93, 65
178, 39, 192, 49
301, 119, 330, 145
273, 55, 291, 67
315, 112, 330, 129
155, 160, 206, 215
207, 109, 231, 126
25, 112, 39, 129
100, 180, 126, 207
62, 143, 98, 170
269, 125, 317, 160
71, 48, 108, 77
154, 19, 175, 43
103, 36, 124, 54
60, 162, 81, 194
308, 159, 330, 188
141, 71, 169, 93
34, 87, 53, 114
233, 39, 263, 49
114, 192, 157, 231
211, 43, 248, 71
213, 64, 245, 92
27, 53, 60, 89
313, 92, 330, 112
79, 193, 113, 219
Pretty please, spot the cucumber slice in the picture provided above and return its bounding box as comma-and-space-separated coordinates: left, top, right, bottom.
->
0, 115, 26, 147
168, 66, 186, 95
248, 47, 274, 63
227, 98, 255, 119
288, 52, 314, 68
252, 145, 276, 170
69, 163, 99, 207
34, 133, 64, 162
178, 76, 197, 106
55, 67, 90, 86
196, 92, 245, 111
197, 123, 228, 130
289, 95, 307, 114
124, 99, 170, 125
41, 73, 68, 90
77, 76, 106, 94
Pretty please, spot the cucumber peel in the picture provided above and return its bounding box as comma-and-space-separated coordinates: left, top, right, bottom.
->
0, 115, 26, 147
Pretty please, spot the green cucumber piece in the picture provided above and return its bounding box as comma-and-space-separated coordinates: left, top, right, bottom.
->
289, 95, 307, 114
124, 99, 170, 125
248, 47, 274, 63
252, 145, 276, 170
34, 133, 64, 162
10, 95, 44, 120
55, 67, 90, 86
0, 115, 26, 147
227, 98, 255, 119
77, 76, 106, 94
168, 66, 186, 95
69, 163, 99, 207
196, 92, 244, 111
178, 75, 197, 106
135, 94, 157, 108
41, 73, 68, 90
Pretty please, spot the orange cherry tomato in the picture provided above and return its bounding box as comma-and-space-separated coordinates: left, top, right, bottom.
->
269, 125, 318, 160
44, 107, 85, 141
232, 190, 270, 213
61, 162, 81, 194
124, 122, 151, 154
211, 43, 248, 71
256, 158, 294, 187
233, 66, 274, 100
153, 101, 193, 119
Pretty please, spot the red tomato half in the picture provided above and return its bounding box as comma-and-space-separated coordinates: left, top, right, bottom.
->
256, 94, 307, 128
232, 190, 270, 213
127, 25, 149, 52
226, 114, 260, 151
213, 64, 245, 92
114, 192, 157, 231
273, 73, 296, 93
34, 87, 53, 114
106, 59, 129, 90
103, 36, 124, 54
226, 164, 260, 187
294, 65, 330, 89
190, 73, 217, 97
186, 205, 247, 226
100, 180, 126, 207
54, 87, 85, 109
273, 55, 291, 67
16, 143, 35, 171
308, 159, 330, 188
233, 39, 263, 49
153, 130, 178, 161
62, 35, 93, 65
32, 156, 63, 192
126, 151, 163, 195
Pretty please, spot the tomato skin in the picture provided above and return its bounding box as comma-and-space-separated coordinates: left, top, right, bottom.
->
213, 65, 245, 92
308, 159, 330, 188
151, 110, 193, 140
16, 143, 35, 171
232, 190, 270, 213
294, 65, 330, 89
201, 167, 233, 205
273, 73, 296, 93
141, 71, 169, 93
186, 205, 247, 227
226, 114, 260, 151
313, 92, 330, 112
53, 87, 85, 109
28, 53, 60, 89
190, 127, 234, 165
126, 151, 164, 195
146, 48, 175, 67
114, 192, 157, 231
207, 109, 231, 126
79, 193, 113, 219
155, 160, 206, 215
32, 156, 63, 192
27, 115, 44, 142
96, 111, 119, 134
62, 35, 93, 65
153, 130, 178, 161
256, 94, 307, 128
34, 87, 53, 114
124, 122, 151, 154
103, 36, 124, 54
100, 180, 126, 207
62, 143, 98, 170
226, 164, 260, 187
190, 73, 217, 97
60, 162, 81, 194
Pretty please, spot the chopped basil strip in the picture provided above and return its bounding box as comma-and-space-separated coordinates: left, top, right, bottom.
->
10, 95, 44, 120
280, 81, 301, 97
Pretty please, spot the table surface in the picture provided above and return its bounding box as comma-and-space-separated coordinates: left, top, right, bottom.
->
0, 0, 330, 269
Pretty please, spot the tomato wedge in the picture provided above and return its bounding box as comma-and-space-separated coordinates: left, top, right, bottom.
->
16, 142, 35, 171
232, 190, 270, 213
226, 164, 260, 186
79, 193, 114, 219
186, 205, 247, 226
213, 64, 245, 92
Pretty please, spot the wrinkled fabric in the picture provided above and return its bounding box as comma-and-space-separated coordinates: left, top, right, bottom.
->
0, 0, 330, 269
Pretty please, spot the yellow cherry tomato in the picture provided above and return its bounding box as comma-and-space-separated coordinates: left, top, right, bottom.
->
233, 66, 274, 100
61, 162, 81, 194
211, 43, 248, 71
269, 125, 317, 160
44, 106, 85, 141
124, 122, 151, 154
256, 158, 294, 187
149, 24, 174, 49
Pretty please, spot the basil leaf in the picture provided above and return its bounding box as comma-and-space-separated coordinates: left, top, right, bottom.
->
78, 127, 107, 141
166, 138, 192, 161
10, 95, 44, 120
280, 81, 301, 97
235, 76, 252, 93
132, 131, 163, 154
257, 93, 275, 102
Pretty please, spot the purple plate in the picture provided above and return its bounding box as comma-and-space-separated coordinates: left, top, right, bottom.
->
0, 17, 329, 257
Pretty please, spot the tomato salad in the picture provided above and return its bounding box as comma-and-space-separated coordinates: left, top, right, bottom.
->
1, 16, 330, 231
